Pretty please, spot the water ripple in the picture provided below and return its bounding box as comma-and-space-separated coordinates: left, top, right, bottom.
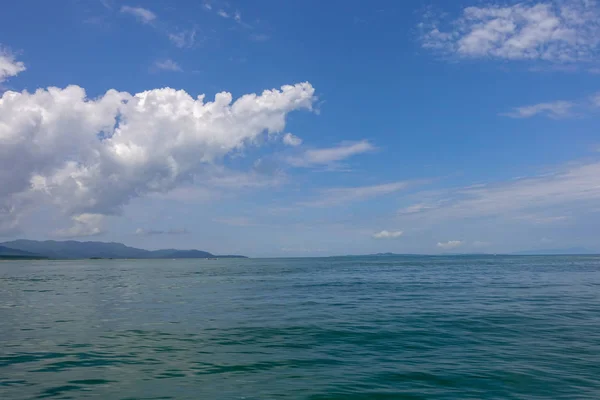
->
1, 256, 600, 399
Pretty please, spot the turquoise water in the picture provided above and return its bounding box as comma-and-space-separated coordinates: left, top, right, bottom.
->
1, 256, 600, 399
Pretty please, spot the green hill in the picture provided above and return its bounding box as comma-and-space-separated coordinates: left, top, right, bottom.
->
0, 240, 246, 259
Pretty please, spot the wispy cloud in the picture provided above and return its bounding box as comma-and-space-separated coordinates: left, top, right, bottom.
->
249, 33, 270, 42
513, 214, 569, 224
591, 92, 600, 107
287, 140, 375, 168
302, 181, 412, 207
120, 5, 156, 24
399, 203, 438, 215
168, 29, 197, 48
399, 160, 600, 222
135, 228, 190, 236
372, 230, 403, 239
217, 9, 229, 18
419, 1, 600, 63
502, 100, 574, 118
214, 217, 254, 227
437, 240, 463, 250
121, 6, 198, 49
153, 59, 182, 72
502, 91, 600, 118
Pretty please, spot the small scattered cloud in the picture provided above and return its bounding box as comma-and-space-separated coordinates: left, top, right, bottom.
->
234, 11, 242, 23
0, 47, 26, 83
372, 230, 404, 239
502, 101, 574, 118
135, 228, 190, 236
283, 133, 302, 147
437, 240, 463, 250
153, 59, 182, 72
217, 9, 229, 18
419, 1, 600, 63
203, 3, 212, 11
120, 5, 156, 24
287, 140, 375, 168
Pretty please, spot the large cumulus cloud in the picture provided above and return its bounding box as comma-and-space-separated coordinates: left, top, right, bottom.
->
0, 57, 315, 234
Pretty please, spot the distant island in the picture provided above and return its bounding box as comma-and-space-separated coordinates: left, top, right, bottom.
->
337, 248, 599, 257
0, 240, 246, 260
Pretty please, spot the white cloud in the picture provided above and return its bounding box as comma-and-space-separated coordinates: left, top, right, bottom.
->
217, 10, 229, 18
168, 29, 197, 49
0, 75, 315, 234
287, 140, 375, 167
0, 48, 25, 83
420, 1, 600, 63
203, 3, 212, 11
154, 59, 182, 72
120, 6, 156, 24
283, 133, 302, 146
54, 214, 104, 238
437, 240, 463, 250
135, 228, 189, 235
502, 100, 574, 118
372, 230, 403, 239
302, 181, 411, 207
234, 11, 242, 23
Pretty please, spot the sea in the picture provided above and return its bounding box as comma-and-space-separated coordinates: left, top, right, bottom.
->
1, 256, 600, 399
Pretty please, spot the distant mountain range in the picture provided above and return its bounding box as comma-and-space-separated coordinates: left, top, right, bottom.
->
0, 245, 47, 259
0, 240, 246, 260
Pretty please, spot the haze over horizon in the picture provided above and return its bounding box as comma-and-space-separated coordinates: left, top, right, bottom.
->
2, 0, 600, 257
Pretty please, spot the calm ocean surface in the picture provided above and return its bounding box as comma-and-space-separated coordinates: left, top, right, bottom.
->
1, 256, 600, 399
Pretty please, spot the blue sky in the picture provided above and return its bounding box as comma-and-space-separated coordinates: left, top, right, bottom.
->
1, 0, 600, 256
